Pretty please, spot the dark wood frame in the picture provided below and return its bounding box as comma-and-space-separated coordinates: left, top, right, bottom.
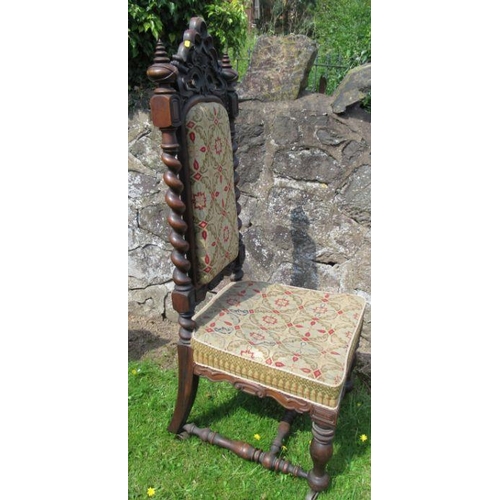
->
147, 17, 359, 499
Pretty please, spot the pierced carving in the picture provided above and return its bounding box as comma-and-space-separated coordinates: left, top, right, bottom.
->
171, 18, 231, 102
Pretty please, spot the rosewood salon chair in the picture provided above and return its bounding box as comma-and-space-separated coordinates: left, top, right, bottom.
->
147, 17, 366, 499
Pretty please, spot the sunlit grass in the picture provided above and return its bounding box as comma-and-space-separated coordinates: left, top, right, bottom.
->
129, 360, 370, 499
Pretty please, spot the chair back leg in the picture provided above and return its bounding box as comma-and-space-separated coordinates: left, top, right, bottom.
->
167, 345, 200, 434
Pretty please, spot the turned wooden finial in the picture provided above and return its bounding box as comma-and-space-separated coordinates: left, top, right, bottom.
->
146, 39, 178, 89
221, 53, 238, 84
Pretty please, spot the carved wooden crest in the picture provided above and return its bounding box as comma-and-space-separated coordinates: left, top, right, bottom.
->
148, 17, 238, 118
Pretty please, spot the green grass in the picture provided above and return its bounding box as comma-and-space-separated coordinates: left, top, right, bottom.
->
129, 360, 370, 499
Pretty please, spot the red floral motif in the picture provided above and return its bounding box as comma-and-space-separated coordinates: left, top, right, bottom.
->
189, 132, 195, 142
214, 137, 223, 155
193, 192, 207, 210
313, 369, 322, 378
187, 121, 195, 129
223, 225, 230, 242
313, 305, 328, 315
275, 298, 289, 307
240, 349, 254, 359
262, 316, 277, 325
250, 332, 265, 341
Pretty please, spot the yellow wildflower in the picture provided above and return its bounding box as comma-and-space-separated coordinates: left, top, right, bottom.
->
281, 445, 287, 451
131, 369, 138, 375
254, 434, 261, 440
360, 434, 368, 442
147, 487, 155, 497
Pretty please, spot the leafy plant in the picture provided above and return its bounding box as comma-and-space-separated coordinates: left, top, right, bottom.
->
128, 0, 249, 89
205, 0, 249, 56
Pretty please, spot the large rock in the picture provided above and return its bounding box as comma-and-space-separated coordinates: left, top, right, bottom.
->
331, 63, 371, 113
238, 35, 318, 101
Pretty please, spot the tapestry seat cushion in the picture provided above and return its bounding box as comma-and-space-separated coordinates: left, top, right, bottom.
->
192, 280, 366, 409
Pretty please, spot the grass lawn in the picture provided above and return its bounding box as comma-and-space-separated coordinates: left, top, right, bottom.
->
129, 360, 370, 499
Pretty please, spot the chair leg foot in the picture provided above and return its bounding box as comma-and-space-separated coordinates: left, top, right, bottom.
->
305, 489, 320, 500
176, 429, 191, 441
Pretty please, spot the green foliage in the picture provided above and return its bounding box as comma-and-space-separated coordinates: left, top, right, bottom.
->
205, 0, 249, 56
128, 0, 249, 89
312, 0, 371, 91
228, 31, 258, 82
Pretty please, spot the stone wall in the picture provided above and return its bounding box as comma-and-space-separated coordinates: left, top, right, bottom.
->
128, 93, 371, 376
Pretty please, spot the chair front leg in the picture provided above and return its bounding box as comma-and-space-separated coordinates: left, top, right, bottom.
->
306, 420, 336, 496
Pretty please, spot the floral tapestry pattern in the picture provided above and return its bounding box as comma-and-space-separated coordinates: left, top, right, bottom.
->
185, 102, 240, 285
192, 281, 366, 409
